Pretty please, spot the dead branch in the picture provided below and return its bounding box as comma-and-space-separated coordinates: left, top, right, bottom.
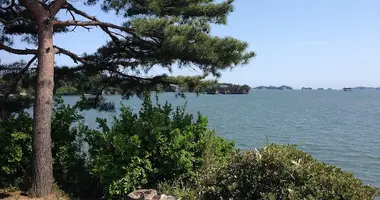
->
53, 45, 90, 64
65, 9, 78, 31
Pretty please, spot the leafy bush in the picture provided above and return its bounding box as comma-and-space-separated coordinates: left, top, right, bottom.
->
55, 84, 78, 95
51, 98, 103, 198
0, 112, 33, 189
199, 144, 379, 200
84, 94, 235, 198
0, 98, 102, 198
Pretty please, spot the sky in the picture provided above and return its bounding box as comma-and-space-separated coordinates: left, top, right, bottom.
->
1, 0, 380, 89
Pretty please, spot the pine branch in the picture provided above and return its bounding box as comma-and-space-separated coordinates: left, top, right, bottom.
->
48, 0, 67, 17
0, 43, 37, 55
0, 16, 33, 25
61, 3, 126, 43
52, 46, 165, 83
0, 0, 15, 10
18, 0, 47, 22
53, 20, 132, 33
65, 9, 78, 32
53, 46, 89, 64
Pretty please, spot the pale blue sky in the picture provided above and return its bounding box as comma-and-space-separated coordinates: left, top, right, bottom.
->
1, 0, 380, 89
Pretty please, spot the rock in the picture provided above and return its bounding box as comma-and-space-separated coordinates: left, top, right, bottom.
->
127, 189, 157, 200
159, 194, 177, 200
127, 189, 177, 200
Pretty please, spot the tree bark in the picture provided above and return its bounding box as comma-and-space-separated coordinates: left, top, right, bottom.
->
29, 19, 55, 197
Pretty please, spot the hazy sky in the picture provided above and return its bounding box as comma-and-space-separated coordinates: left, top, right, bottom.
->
1, 0, 380, 89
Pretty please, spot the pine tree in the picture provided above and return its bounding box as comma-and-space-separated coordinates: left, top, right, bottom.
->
0, 0, 254, 197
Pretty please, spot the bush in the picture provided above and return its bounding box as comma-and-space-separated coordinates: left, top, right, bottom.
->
0, 97, 102, 198
51, 98, 103, 198
199, 144, 379, 200
0, 111, 32, 189
84, 94, 234, 198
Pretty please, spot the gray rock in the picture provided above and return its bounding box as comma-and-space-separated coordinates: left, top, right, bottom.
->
159, 194, 177, 200
127, 189, 157, 200
127, 189, 177, 200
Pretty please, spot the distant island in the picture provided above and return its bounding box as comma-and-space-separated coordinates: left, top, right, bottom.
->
301, 87, 313, 91
202, 83, 250, 95
251, 86, 380, 91
253, 85, 293, 90
350, 86, 380, 91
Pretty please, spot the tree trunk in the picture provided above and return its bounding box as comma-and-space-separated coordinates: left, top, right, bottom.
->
29, 20, 55, 198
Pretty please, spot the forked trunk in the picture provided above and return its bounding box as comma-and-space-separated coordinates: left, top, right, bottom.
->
29, 21, 55, 197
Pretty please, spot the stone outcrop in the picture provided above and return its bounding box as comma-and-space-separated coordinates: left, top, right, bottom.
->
127, 189, 176, 200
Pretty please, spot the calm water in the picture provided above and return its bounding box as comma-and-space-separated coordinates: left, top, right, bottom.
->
62, 91, 380, 188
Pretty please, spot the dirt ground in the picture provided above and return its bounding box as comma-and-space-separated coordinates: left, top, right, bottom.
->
0, 191, 69, 200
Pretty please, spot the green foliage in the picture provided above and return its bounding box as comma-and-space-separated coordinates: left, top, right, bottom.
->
51, 98, 103, 198
0, 111, 32, 189
0, 61, 35, 119
74, 95, 116, 112
157, 128, 236, 200
157, 178, 199, 200
84, 93, 234, 198
0, 98, 102, 198
55, 85, 78, 95
93, 0, 234, 24
198, 144, 380, 200
217, 83, 250, 94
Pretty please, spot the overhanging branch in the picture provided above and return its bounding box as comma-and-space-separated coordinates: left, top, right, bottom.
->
62, 3, 126, 43
0, 42, 170, 87
0, 43, 37, 55
48, 0, 67, 17
0, 16, 33, 25
53, 46, 89, 64
53, 20, 132, 33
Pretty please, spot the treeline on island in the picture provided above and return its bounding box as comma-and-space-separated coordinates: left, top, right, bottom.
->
54, 75, 251, 95
253, 85, 293, 90
0, 72, 251, 96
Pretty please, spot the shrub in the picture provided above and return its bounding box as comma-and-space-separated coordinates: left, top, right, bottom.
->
51, 98, 103, 198
0, 97, 102, 198
0, 111, 33, 189
200, 144, 379, 200
84, 94, 234, 198
157, 178, 199, 200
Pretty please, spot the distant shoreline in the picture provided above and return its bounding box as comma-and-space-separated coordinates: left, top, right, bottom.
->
252, 86, 380, 91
